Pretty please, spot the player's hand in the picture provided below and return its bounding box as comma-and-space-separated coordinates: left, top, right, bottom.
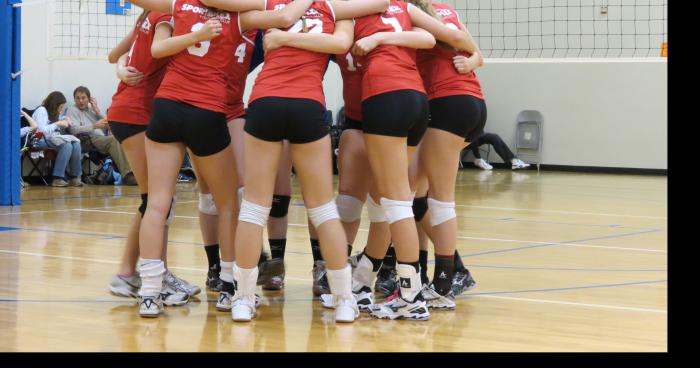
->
196, 19, 223, 42
117, 65, 145, 86
94, 119, 109, 130
351, 35, 379, 56
263, 29, 287, 53
453, 55, 476, 74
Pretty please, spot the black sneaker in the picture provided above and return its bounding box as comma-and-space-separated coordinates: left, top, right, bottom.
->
451, 268, 476, 296
206, 264, 223, 292
374, 267, 398, 297
257, 258, 285, 290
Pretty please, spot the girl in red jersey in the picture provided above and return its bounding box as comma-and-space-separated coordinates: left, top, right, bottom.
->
409, 0, 484, 311
204, 0, 390, 323
128, 0, 317, 318
106, 10, 197, 307
341, 0, 480, 321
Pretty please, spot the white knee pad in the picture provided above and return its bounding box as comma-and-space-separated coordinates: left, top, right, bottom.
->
308, 200, 340, 228
198, 192, 218, 216
238, 198, 271, 227
366, 196, 387, 223
428, 198, 456, 226
165, 197, 177, 226
237, 187, 244, 207
380, 197, 414, 224
336, 194, 364, 223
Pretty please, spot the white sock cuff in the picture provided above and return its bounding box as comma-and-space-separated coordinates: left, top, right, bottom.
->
307, 200, 340, 228
380, 197, 414, 224
427, 198, 456, 226
138, 259, 165, 277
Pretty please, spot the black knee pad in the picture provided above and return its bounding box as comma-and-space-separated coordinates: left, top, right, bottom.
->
413, 196, 428, 222
138, 193, 148, 217
270, 195, 291, 218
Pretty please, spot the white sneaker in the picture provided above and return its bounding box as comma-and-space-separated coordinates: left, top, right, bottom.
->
369, 296, 430, 321
139, 295, 164, 318
231, 295, 256, 322
421, 284, 456, 311
164, 271, 201, 296
335, 295, 360, 323
353, 286, 374, 312
216, 291, 233, 311
109, 274, 141, 298
511, 158, 530, 170
160, 280, 190, 306
474, 158, 493, 170
319, 294, 334, 309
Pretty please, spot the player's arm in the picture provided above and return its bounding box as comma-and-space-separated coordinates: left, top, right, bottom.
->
329, 0, 389, 20
408, 5, 479, 56
351, 27, 435, 56
263, 19, 353, 54
151, 20, 222, 58
108, 30, 135, 63
239, 0, 315, 32
129, 0, 174, 13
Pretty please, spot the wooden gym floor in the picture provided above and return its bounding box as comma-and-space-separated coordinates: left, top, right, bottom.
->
0, 169, 667, 352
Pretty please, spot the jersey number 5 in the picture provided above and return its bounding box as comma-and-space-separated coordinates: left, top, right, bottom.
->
187, 23, 211, 57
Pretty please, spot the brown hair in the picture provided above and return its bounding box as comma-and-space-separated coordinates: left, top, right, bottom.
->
41, 91, 67, 122
136, 10, 151, 29
73, 86, 91, 99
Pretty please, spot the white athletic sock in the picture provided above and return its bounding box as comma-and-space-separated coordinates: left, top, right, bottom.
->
397, 264, 423, 302
219, 261, 234, 283
326, 264, 352, 297
234, 265, 258, 297
138, 258, 165, 297
351, 254, 378, 292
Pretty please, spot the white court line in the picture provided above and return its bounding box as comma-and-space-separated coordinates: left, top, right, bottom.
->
62, 210, 666, 254
472, 294, 667, 314
454, 205, 666, 220
0, 201, 197, 216
0, 249, 664, 313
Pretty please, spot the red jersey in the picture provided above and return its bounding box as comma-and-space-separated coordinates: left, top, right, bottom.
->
336, 51, 363, 121
416, 3, 484, 100
226, 29, 257, 121
155, 0, 243, 113
249, 0, 336, 107
353, 1, 425, 101
108, 12, 172, 125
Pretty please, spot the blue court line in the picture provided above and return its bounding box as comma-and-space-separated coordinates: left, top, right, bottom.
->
0, 227, 18, 231
0, 279, 667, 304
462, 279, 666, 296
461, 264, 667, 272
461, 228, 662, 258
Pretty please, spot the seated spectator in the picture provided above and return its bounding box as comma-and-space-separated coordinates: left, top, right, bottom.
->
468, 132, 531, 170
65, 86, 137, 186
20, 109, 38, 138
31, 91, 84, 187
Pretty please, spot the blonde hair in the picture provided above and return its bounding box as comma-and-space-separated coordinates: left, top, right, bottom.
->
405, 0, 442, 22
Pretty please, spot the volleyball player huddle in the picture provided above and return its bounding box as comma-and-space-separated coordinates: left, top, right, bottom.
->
108, 0, 485, 324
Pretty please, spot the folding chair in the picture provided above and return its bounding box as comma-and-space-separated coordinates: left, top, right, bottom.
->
21, 131, 57, 185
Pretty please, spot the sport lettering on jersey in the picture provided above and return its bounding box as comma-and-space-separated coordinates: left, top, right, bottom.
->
156, 0, 243, 113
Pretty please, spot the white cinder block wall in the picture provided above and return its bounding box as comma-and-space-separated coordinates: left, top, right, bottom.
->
21, 0, 667, 169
